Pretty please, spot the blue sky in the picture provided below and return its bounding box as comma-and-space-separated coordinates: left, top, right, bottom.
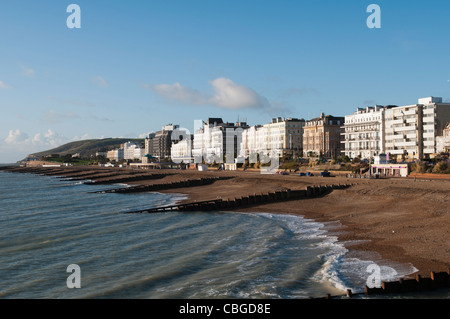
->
1, 0, 450, 162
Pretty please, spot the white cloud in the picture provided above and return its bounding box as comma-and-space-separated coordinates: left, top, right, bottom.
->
209, 77, 270, 110
149, 77, 271, 110
0, 80, 9, 89
4, 129, 67, 148
5, 129, 28, 144
1, 129, 69, 162
32, 129, 67, 147
20, 65, 35, 77
152, 82, 205, 105
92, 76, 108, 88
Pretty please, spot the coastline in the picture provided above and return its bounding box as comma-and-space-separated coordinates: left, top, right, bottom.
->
153, 170, 449, 278
3, 166, 449, 279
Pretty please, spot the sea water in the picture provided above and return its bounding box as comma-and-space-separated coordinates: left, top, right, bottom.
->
0, 169, 440, 299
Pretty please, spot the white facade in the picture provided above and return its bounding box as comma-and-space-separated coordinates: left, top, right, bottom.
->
193, 119, 248, 164
383, 104, 422, 158
436, 122, 450, 153
240, 125, 266, 160
240, 118, 305, 160
418, 97, 442, 104
420, 98, 450, 156
342, 106, 384, 159
123, 142, 145, 160
106, 149, 124, 161
193, 124, 223, 164
171, 137, 193, 163
264, 117, 305, 157
383, 97, 450, 159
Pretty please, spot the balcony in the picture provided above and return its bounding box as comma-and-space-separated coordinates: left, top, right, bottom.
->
393, 125, 417, 132
389, 119, 404, 125
403, 109, 418, 116
393, 141, 418, 147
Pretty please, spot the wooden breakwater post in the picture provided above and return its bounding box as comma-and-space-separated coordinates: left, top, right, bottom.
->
92, 176, 229, 194
123, 184, 353, 214
84, 173, 171, 185
365, 270, 450, 296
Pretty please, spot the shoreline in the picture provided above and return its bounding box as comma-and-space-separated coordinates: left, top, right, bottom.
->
152, 171, 450, 278
3, 166, 449, 279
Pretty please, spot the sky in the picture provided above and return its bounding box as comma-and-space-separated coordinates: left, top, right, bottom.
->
1, 0, 450, 163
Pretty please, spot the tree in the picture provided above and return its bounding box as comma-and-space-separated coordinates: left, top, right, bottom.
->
432, 161, 449, 174
352, 156, 361, 164
341, 155, 351, 163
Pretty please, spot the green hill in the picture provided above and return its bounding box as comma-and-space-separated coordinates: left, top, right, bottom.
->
29, 138, 145, 159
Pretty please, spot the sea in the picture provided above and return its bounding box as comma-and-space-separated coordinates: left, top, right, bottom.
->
0, 165, 447, 299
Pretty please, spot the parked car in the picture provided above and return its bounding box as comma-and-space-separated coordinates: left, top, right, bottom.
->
298, 172, 306, 176
306, 172, 314, 176
320, 171, 331, 177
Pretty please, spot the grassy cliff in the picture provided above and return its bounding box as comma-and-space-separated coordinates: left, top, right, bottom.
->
29, 138, 144, 159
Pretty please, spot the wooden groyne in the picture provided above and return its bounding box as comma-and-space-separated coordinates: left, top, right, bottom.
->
1, 166, 87, 176
364, 270, 450, 296
59, 172, 127, 181
2, 167, 175, 185
124, 184, 351, 214
83, 173, 172, 185
92, 177, 231, 194
0, 166, 20, 171
314, 269, 450, 299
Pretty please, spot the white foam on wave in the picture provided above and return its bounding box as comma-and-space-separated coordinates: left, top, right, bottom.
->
250, 212, 419, 294
312, 236, 352, 292
311, 233, 419, 293
253, 213, 350, 290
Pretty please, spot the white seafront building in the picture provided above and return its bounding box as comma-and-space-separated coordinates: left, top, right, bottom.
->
342, 97, 450, 160
123, 142, 145, 160
240, 125, 265, 161
240, 117, 305, 160
436, 122, 450, 153
193, 118, 249, 164
170, 135, 193, 163
383, 97, 450, 160
341, 105, 384, 159
106, 149, 124, 161
265, 117, 305, 158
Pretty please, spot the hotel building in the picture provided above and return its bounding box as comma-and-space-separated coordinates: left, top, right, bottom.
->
240, 117, 305, 160
145, 124, 180, 160
265, 117, 305, 157
341, 105, 384, 159
122, 142, 145, 160
170, 135, 194, 163
384, 97, 450, 160
303, 113, 344, 158
106, 149, 124, 161
193, 118, 249, 164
